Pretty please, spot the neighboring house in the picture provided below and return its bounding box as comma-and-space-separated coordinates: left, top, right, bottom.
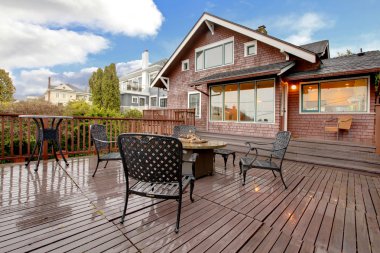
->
119, 51, 167, 111
152, 12, 380, 145
44, 77, 91, 106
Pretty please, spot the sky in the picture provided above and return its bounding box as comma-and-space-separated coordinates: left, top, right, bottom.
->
1, 0, 379, 99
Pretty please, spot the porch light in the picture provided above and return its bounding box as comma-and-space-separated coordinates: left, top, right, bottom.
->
290, 84, 297, 90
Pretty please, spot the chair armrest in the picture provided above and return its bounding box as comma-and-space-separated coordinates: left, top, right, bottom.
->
92, 138, 116, 144
253, 146, 287, 152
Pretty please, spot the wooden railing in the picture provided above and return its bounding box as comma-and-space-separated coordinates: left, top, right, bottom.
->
0, 114, 186, 163
143, 108, 196, 126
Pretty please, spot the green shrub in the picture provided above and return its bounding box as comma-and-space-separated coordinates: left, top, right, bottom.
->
123, 108, 142, 118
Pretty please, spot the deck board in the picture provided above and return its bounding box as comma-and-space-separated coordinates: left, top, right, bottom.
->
0, 154, 379, 252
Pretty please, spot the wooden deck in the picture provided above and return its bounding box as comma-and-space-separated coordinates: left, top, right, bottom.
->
1, 155, 380, 252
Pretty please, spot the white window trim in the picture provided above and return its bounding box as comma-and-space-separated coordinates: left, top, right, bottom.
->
149, 95, 157, 107
182, 59, 190, 71
195, 37, 234, 72
138, 97, 146, 106
188, 91, 201, 118
131, 96, 138, 104
209, 78, 276, 124
159, 97, 167, 108
298, 75, 371, 114
244, 40, 257, 57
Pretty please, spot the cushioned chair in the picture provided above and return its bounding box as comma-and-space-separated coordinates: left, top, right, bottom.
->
118, 134, 197, 233
90, 124, 121, 177
324, 116, 353, 140
239, 131, 291, 189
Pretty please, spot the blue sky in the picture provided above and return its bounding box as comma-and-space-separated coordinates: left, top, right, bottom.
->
1, 0, 379, 99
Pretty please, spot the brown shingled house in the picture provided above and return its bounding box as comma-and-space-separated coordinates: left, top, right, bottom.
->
151, 12, 380, 146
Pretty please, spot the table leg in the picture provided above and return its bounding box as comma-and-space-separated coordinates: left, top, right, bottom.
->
54, 119, 69, 166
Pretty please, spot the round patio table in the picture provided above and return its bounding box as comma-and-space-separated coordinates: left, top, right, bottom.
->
181, 140, 226, 178
19, 115, 73, 171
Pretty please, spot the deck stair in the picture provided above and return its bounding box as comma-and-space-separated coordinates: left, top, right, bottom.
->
198, 131, 380, 174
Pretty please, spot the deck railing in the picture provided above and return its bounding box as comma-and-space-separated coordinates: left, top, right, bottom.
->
143, 108, 196, 126
0, 114, 187, 163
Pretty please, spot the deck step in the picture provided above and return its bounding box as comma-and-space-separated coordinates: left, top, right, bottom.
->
198, 131, 380, 174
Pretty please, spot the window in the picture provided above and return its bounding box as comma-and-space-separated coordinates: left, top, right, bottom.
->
182, 59, 189, 71
244, 41, 257, 57
132, 96, 138, 104
159, 97, 167, 107
55, 93, 59, 98
195, 38, 234, 71
139, 97, 145, 106
300, 77, 369, 113
209, 79, 275, 123
150, 96, 157, 107
188, 92, 201, 118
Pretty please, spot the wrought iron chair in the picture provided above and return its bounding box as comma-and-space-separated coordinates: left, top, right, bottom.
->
90, 124, 121, 177
118, 133, 196, 233
172, 125, 197, 138
239, 131, 291, 189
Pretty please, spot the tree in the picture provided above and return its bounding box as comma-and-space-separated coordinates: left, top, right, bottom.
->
0, 69, 15, 102
89, 68, 103, 107
88, 64, 120, 111
337, 49, 353, 57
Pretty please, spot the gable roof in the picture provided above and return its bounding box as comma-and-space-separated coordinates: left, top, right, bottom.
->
119, 58, 167, 81
286, 50, 380, 81
51, 83, 87, 93
151, 12, 317, 89
193, 61, 295, 85
300, 40, 329, 57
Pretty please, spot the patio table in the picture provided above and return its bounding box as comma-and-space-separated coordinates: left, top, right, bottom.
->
19, 115, 73, 171
181, 140, 226, 178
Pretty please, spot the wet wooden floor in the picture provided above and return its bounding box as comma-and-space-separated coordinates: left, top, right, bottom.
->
1, 155, 380, 252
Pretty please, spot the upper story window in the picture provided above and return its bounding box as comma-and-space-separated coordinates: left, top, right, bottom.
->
244, 40, 257, 57
300, 77, 369, 113
182, 59, 189, 71
195, 37, 234, 71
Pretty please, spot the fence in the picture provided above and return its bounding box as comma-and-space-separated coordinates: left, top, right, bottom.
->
0, 114, 186, 163
143, 108, 196, 126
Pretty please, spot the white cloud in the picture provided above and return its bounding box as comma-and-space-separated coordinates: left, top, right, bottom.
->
274, 12, 332, 45
116, 60, 142, 77
0, 0, 163, 70
15, 68, 58, 98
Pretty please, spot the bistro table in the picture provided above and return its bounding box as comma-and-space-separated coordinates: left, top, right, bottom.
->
181, 140, 226, 179
19, 115, 73, 171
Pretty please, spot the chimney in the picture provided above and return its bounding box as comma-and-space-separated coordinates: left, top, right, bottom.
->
257, 25, 267, 35
47, 76, 51, 102
142, 50, 149, 70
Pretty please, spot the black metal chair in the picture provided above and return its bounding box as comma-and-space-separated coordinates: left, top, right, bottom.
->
118, 133, 196, 233
90, 124, 121, 177
172, 125, 196, 138
239, 131, 291, 189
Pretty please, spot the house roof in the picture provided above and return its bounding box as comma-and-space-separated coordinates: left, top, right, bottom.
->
152, 12, 317, 89
119, 58, 167, 81
286, 50, 380, 81
300, 40, 329, 57
50, 83, 87, 93
192, 61, 295, 85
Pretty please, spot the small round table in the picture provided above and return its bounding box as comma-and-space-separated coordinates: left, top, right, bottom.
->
19, 115, 73, 171
181, 140, 226, 178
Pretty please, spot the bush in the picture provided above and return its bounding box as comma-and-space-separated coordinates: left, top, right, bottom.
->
123, 108, 142, 118
0, 100, 64, 115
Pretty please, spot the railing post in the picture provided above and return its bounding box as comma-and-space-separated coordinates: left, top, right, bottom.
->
42, 118, 49, 160
376, 104, 380, 154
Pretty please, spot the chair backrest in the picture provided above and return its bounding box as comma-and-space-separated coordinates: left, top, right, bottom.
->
272, 131, 292, 159
90, 124, 108, 150
118, 134, 183, 183
338, 116, 353, 130
172, 125, 196, 138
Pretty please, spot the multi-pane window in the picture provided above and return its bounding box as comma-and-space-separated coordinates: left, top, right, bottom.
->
210, 79, 275, 123
150, 96, 157, 107
196, 38, 234, 71
160, 97, 167, 107
188, 92, 201, 118
301, 78, 368, 113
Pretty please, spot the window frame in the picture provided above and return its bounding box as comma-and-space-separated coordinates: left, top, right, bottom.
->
150, 95, 157, 107
159, 97, 167, 108
244, 40, 257, 57
131, 96, 138, 104
195, 37, 234, 72
188, 91, 201, 118
209, 78, 276, 124
299, 76, 370, 114
182, 59, 190, 71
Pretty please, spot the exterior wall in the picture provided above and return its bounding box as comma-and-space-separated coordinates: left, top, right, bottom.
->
166, 24, 286, 137
287, 77, 376, 144
46, 90, 91, 106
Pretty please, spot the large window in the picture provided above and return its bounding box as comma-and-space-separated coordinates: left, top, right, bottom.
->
210, 79, 275, 123
150, 96, 157, 107
195, 38, 234, 71
188, 92, 201, 118
159, 97, 167, 107
301, 77, 369, 113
